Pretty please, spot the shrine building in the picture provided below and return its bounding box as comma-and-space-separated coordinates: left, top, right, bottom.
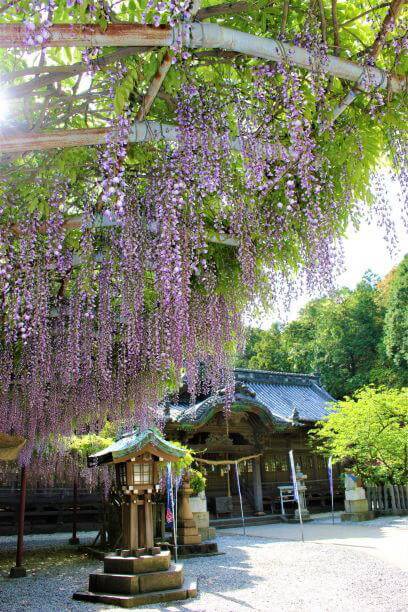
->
165, 368, 338, 516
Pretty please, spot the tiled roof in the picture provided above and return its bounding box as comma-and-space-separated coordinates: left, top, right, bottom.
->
171, 369, 334, 428
236, 369, 334, 422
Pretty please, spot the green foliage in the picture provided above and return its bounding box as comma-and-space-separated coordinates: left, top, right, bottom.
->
68, 422, 115, 458
189, 468, 207, 495
161, 441, 206, 494
384, 255, 408, 373
239, 264, 408, 399
310, 387, 408, 484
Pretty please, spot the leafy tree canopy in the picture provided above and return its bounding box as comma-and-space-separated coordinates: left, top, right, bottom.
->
240, 264, 407, 398
384, 254, 408, 372
310, 386, 408, 484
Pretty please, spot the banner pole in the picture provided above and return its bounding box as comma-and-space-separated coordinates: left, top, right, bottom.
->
328, 456, 335, 525
234, 462, 246, 536
168, 464, 178, 563
289, 450, 304, 543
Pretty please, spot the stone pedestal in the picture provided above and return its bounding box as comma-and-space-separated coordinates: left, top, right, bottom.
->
176, 479, 219, 557
177, 480, 202, 545
190, 493, 216, 541
341, 474, 375, 522
73, 548, 197, 607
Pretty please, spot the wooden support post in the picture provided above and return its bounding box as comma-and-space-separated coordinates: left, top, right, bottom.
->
10, 466, 27, 578
252, 457, 264, 515
144, 494, 154, 549
69, 477, 80, 545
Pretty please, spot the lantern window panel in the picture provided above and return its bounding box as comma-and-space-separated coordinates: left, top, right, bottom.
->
132, 462, 152, 485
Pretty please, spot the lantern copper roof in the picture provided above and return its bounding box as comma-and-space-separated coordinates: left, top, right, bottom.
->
88, 427, 187, 467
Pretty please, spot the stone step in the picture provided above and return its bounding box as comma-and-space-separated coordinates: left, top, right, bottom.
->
104, 550, 170, 575
210, 514, 282, 528
89, 563, 184, 595
139, 562, 184, 593
73, 578, 197, 608
90, 570, 139, 595
87, 562, 184, 596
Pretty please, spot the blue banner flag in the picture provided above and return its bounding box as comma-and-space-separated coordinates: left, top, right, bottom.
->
328, 456, 334, 497
288, 450, 299, 502
165, 463, 174, 528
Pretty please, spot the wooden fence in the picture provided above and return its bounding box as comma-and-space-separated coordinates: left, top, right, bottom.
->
0, 487, 102, 535
366, 484, 408, 514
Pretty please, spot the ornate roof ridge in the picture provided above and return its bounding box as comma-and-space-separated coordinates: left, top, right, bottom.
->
234, 368, 320, 385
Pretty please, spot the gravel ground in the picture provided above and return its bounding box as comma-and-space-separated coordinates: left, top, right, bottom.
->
0, 534, 407, 612
0, 531, 99, 553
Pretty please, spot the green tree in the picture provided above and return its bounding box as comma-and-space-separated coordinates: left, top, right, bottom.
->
310, 276, 385, 398
246, 323, 291, 372
238, 272, 391, 398
384, 254, 408, 376
235, 327, 265, 368
310, 387, 408, 483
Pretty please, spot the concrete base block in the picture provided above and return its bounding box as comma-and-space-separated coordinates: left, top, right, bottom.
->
139, 563, 183, 593
9, 566, 27, 578
345, 499, 369, 513
178, 541, 219, 558
341, 511, 376, 522
73, 579, 198, 608
198, 526, 216, 541
90, 571, 139, 595
178, 533, 202, 545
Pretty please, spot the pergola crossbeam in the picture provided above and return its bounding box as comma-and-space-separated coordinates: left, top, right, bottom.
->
0, 120, 246, 154
329, 0, 406, 124
0, 23, 404, 93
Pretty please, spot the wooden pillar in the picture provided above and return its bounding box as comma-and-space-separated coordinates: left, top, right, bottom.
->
69, 477, 80, 545
144, 494, 154, 548
252, 457, 264, 515
10, 466, 27, 578
122, 498, 139, 550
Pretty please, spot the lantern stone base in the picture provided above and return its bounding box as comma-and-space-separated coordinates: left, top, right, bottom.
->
73, 549, 197, 608
177, 541, 219, 558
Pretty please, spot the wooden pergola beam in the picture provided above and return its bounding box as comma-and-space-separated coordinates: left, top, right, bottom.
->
137, 1, 201, 122
330, 0, 406, 123
0, 120, 246, 154
10, 211, 239, 247
0, 23, 405, 93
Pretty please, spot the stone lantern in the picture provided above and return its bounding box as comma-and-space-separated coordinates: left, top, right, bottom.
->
73, 428, 197, 607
